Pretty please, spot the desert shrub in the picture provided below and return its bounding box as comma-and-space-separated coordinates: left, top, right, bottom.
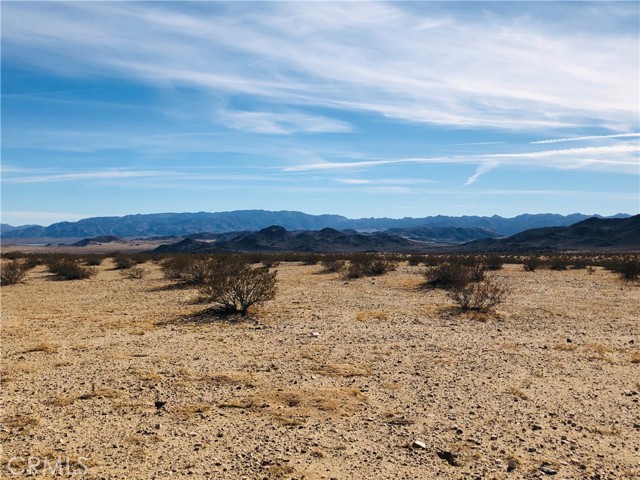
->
198, 256, 277, 316
483, 255, 504, 271
1, 251, 25, 260
183, 257, 215, 285
160, 255, 195, 280
47, 258, 96, 280
571, 257, 589, 269
522, 256, 542, 272
469, 264, 486, 282
424, 262, 474, 289
83, 255, 104, 266
1, 260, 30, 286
321, 259, 346, 273
112, 254, 136, 270
447, 276, 510, 312
407, 254, 425, 266
617, 260, 640, 280
121, 266, 146, 279
160, 255, 216, 285
261, 257, 280, 268
548, 256, 569, 271
302, 254, 321, 266
346, 254, 396, 279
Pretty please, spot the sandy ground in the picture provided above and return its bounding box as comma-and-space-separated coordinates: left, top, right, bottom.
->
1, 260, 639, 479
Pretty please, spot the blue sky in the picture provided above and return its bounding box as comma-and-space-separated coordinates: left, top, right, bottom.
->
1, 1, 639, 226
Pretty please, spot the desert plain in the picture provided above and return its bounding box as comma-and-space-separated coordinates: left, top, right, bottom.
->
1, 258, 639, 479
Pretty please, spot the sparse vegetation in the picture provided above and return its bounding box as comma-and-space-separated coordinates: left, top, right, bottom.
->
447, 275, 510, 311
407, 254, 424, 266
46, 258, 96, 280
423, 261, 474, 289
198, 256, 277, 316
617, 260, 640, 280
346, 254, 396, 278
121, 266, 146, 279
483, 255, 504, 270
321, 259, 346, 273
522, 256, 542, 272
1, 260, 30, 286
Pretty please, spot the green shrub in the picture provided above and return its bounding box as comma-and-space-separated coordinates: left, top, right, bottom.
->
1, 260, 30, 286
198, 256, 277, 316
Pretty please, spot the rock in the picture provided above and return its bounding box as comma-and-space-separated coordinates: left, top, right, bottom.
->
532, 424, 542, 431
309, 332, 320, 338
540, 463, 558, 475
154, 401, 166, 409
437, 450, 461, 466
507, 458, 518, 472
411, 440, 427, 449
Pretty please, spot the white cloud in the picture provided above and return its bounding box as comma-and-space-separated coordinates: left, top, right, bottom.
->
283, 144, 640, 174
216, 109, 351, 135
2, 2, 637, 132
531, 133, 640, 144
465, 163, 497, 186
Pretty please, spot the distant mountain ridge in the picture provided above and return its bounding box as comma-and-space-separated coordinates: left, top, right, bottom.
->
462, 215, 640, 252
152, 226, 424, 253
1, 210, 630, 239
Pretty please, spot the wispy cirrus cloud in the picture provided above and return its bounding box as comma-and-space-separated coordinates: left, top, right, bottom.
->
530, 133, 640, 144
216, 108, 351, 135
2, 1, 637, 132
284, 144, 640, 174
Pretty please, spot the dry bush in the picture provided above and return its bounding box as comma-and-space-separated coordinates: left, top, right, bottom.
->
121, 266, 146, 280
447, 276, 509, 312
321, 259, 346, 273
46, 258, 96, 280
617, 260, 640, 280
407, 254, 425, 266
548, 256, 569, 271
160, 254, 213, 284
82, 254, 104, 266
522, 256, 542, 272
424, 262, 475, 289
1, 259, 30, 286
302, 254, 321, 266
346, 253, 396, 278
198, 256, 277, 316
112, 253, 137, 270
484, 255, 504, 270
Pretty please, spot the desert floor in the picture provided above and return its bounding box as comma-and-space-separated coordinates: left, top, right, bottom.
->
1, 260, 639, 479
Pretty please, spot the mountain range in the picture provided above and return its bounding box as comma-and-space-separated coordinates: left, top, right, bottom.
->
0, 210, 630, 239
461, 215, 640, 252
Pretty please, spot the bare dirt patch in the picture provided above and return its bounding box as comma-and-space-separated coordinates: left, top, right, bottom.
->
1, 261, 639, 478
